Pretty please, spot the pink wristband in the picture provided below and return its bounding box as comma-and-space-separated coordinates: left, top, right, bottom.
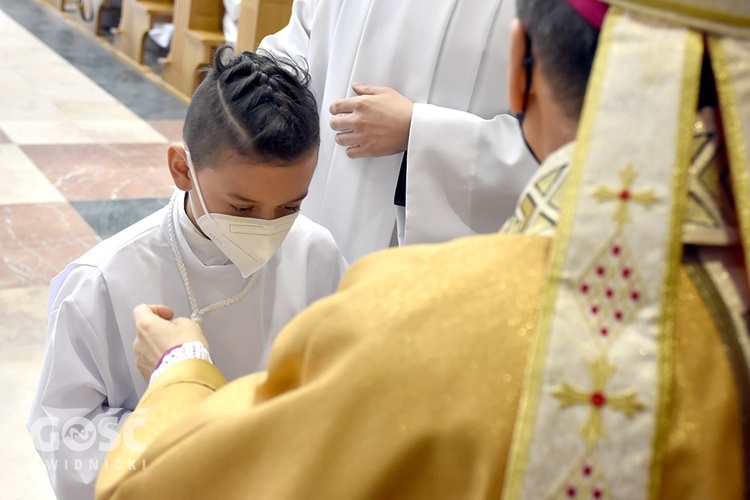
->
155, 343, 184, 371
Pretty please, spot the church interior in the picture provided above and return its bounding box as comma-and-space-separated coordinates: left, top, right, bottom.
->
3, 0, 747, 498
0, 0, 253, 496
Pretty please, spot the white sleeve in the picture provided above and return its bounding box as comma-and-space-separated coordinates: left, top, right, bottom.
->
403, 103, 539, 245
257, 0, 314, 63
27, 269, 132, 500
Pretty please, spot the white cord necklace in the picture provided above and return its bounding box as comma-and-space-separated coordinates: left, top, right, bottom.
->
167, 192, 258, 325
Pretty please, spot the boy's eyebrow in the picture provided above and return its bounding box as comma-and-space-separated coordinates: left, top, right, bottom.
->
230, 192, 308, 204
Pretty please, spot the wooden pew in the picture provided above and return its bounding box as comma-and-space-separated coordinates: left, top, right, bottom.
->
160, 0, 292, 100
40, 0, 66, 11
160, 0, 225, 99
95, 0, 124, 36
113, 0, 174, 65
235, 0, 292, 52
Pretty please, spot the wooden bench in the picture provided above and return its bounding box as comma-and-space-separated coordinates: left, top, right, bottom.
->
236, 0, 292, 52
159, 0, 225, 98
40, 0, 66, 11
113, 0, 174, 64
45, 0, 123, 37
160, 0, 292, 100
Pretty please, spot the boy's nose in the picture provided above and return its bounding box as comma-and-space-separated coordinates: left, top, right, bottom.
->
253, 208, 279, 221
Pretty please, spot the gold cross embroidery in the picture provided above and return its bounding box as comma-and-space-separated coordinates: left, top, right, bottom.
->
592, 165, 658, 226
551, 356, 645, 444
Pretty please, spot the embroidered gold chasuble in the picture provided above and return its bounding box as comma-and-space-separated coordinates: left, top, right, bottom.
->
98, 0, 750, 494
97, 124, 746, 499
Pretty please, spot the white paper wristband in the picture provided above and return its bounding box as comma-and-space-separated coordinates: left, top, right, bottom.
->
149, 341, 213, 385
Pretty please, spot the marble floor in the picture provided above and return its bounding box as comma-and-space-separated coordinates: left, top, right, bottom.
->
0, 1, 186, 497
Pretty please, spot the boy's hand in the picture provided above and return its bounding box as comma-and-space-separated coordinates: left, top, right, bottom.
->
132, 304, 210, 381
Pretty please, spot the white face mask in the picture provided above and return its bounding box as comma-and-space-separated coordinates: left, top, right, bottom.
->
185, 150, 299, 278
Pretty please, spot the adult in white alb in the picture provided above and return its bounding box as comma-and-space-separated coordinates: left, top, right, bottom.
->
27, 47, 346, 500
260, 0, 538, 263
222, 0, 241, 46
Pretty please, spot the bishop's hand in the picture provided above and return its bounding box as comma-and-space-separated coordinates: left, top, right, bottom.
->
132, 304, 210, 381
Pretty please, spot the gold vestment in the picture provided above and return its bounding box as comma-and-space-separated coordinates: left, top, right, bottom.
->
97, 232, 744, 499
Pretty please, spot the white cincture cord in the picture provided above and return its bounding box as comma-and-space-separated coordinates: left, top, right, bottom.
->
167, 192, 258, 324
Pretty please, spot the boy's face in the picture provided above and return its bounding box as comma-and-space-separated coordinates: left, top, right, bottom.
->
182, 147, 317, 222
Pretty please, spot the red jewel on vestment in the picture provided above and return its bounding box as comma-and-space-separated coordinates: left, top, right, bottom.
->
590, 392, 607, 407
567, 486, 577, 497
622, 267, 631, 278
583, 465, 592, 476
619, 190, 630, 200
596, 266, 606, 276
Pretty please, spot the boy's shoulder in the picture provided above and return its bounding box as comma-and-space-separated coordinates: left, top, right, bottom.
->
74, 206, 169, 268
286, 214, 338, 246
275, 214, 345, 268
53, 206, 168, 289
47, 206, 174, 314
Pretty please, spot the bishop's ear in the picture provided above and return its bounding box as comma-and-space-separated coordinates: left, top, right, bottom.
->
167, 144, 192, 191
508, 18, 528, 116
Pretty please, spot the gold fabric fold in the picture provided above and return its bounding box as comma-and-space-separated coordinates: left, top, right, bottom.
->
95, 234, 744, 499
711, 36, 750, 305
607, 0, 750, 37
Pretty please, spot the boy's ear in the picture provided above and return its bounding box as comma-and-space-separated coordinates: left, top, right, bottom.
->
508, 19, 528, 116
168, 144, 192, 191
